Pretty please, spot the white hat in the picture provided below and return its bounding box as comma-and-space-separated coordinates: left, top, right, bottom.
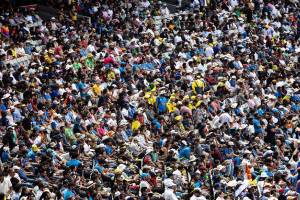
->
244, 150, 251, 154
97, 143, 106, 148
2, 93, 10, 99
13, 166, 20, 170
140, 181, 150, 188
272, 116, 278, 124
260, 172, 268, 178
228, 141, 234, 146
227, 180, 237, 187
163, 178, 176, 187
120, 119, 128, 126
231, 102, 238, 109
118, 164, 127, 171
115, 191, 121, 197
190, 155, 197, 162
159, 90, 167, 95
216, 165, 225, 171
3, 147, 9, 151
172, 170, 181, 176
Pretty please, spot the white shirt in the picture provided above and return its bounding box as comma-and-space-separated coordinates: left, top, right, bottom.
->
211, 115, 221, 129
135, 135, 147, 149
25, 15, 33, 23
107, 9, 113, 18
161, 7, 170, 17
83, 142, 91, 153
16, 47, 26, 56
230, 0, 239, 7
197, 63, 207, 73
86, 44, 96, 53
107, 118, 117, 127
11, 191, 21, 200
205, 46, 214, 57
0, 176, 12, 195
35, 189, 43, 200
163, 188, 178, 200
34, 135, 42, 145
174, 35, 182, 44
219, 113, 231, 126
142, 1, 150, 8
253, 96, 261, 107
225, 80, 237, 92
190, 195, 207, 200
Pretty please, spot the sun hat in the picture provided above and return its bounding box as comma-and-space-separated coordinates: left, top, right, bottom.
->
163, 178, 176, 188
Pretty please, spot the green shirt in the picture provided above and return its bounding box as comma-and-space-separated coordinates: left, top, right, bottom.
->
73, 62, 82, 71
85, 58, 95, 69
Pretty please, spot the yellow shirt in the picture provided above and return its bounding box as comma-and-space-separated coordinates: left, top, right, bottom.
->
195, 100, 202, 108
12, 48, 17, 58
167, 100, 176, 113
188, 103, 195, 110
107, 71, 115, 81
194, 55, 201, 63
145, 92, 156, 105
92, 84, 101, 96
192, 79, 205, 94
44, 54, 53, 64
151, 85, 157, 92
132, 120, 141, 132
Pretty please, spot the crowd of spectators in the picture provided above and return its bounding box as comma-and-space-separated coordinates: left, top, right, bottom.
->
0, 0, 300, 199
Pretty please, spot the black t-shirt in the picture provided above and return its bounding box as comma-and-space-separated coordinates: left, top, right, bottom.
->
265, 124, 276, 146
98, 95, 108, 107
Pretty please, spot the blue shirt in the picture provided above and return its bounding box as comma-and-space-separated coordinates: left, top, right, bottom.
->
18, 169, 29, 181
13, 109, 23, 122
105, 145, 113, 155
179, 146, 191, 159
26, 150, 36, 160
233, 156, 242, 166
257, 108, 265, 116
128, 106, 136, 119
0, 104, 7, 112
66, 159, 81, 167
194, 180, 202, 188
292, 104, 300, 112
253, 118, 262, 134
95, 164, 104, 173
63, 189, 75, 200
126, 129, 132, 138
222, 148, 233, 160
156, 96, 168, 113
